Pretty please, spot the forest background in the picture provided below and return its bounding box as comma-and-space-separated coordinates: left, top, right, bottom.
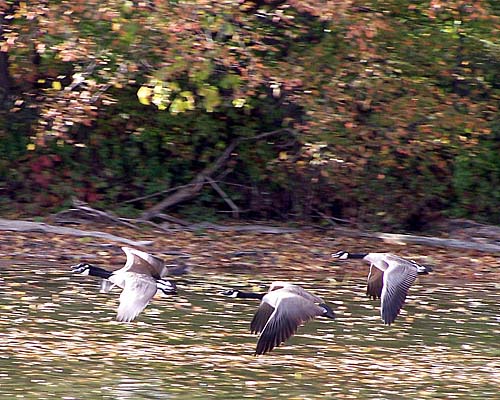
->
0, 0, 498, 231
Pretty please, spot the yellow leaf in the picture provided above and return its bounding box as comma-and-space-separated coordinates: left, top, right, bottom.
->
279, 151, 288, 160
153, 83, 164, 94
232, 98, 246, 108
137, 86, 152, 105
27, 143, 36, 151
52, 81, 62, 90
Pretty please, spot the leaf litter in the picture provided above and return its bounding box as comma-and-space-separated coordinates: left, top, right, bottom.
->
0, 224, 499, 398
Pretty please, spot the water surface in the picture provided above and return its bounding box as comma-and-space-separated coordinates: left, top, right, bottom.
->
1, 262, 499, 399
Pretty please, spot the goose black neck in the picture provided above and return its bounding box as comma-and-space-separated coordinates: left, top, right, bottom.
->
237, 291, 265, 300
348, 253, 368, 259
88, 265, 113, 279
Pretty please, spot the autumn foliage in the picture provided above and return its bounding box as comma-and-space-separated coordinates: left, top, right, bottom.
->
0, 0, 498, 228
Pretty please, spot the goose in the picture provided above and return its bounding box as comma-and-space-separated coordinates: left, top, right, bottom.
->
331, 251, 432, 325
222, 282, 335, 355
71, 246, 177, 322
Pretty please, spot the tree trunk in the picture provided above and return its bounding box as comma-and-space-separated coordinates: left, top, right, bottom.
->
0, 12, 12, 107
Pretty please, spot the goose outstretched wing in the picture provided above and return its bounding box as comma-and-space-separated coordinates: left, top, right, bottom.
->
253, 293, 325, 355
380, 263, 418, 325
121, 247, 168, 279
114, 275, 158, 322
366, 265, 384, 300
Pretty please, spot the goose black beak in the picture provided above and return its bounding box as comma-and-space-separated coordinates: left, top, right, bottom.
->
320, 303, 336, 319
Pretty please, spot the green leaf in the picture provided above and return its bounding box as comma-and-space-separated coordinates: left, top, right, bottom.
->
169, 91, 195, 114
191, 62, 213, 84
198, 85, 220, 113
220, 73, 240, 90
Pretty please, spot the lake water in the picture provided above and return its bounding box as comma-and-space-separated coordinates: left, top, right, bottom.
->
0, 262, 499, 399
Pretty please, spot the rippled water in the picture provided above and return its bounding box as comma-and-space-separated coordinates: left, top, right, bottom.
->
1, 262, 499, 399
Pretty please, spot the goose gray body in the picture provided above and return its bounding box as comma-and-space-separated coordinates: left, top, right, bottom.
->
222, 282, 335, 355
332, 251, 431, 325
71, 247, 177, 322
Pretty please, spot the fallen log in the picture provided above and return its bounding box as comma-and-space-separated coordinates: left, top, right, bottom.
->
334, 227, 500, 253
0, 218, 153, 247
187, 222, 301, 234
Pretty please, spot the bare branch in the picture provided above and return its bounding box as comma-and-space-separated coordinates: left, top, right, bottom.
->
313, 209, 354, 226
141, 128, 294, 220
121, 181, 211, 204
0, 218, 153, 247
206, 177, 239, 218
53, 201, 138, 230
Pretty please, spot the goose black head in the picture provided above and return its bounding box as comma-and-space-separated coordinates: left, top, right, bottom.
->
412, 261, 433, 275
331, 251, 350, 260
156, 279, 177, 295
70, 263, 92, 275
220, 289, 241, 298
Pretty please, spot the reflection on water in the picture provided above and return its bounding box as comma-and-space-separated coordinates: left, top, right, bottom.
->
0, 263, 499, 399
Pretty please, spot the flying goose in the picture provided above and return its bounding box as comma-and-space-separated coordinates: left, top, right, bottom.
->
71, 246, 177, 322
331, 251, 432, 325
222, 282, 335, 355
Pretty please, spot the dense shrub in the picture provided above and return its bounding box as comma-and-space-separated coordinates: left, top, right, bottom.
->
0, 1, 498, 229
